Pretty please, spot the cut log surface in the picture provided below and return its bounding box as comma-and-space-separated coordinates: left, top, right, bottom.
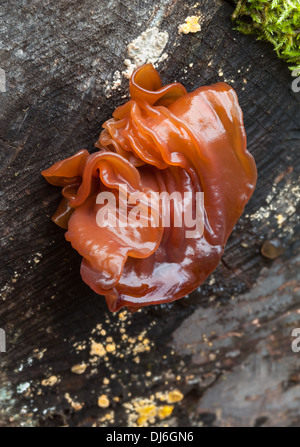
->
0, 0, 299, 427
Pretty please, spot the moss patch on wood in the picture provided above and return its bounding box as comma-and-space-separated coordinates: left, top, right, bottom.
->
233, 0, 300, 70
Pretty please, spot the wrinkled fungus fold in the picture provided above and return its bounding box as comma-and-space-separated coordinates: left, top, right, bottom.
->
42, 64, 257, 312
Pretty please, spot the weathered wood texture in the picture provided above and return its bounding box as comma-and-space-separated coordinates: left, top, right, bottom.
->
0, 0, 299, 427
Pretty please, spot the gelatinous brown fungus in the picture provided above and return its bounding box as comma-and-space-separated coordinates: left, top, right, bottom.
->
42, 64, 257, 312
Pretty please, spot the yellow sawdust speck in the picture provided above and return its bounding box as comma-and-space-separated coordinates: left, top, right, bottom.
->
65, 393, 83, 411
136, 404, 157, 426
73, 341, 87, 352
124, 396, 176, 427
167, 390, 184, 403
106, 343, 116, 353
98, 394, 110, 408
32, 348, 47, 360
100, 410, 114, 423
178, 16, 201, 34
41, 375, 58, 387
158, 405, 174, 419
276, 214, 284, 225
156, 389, 184, 403
90, 341, 106, 357
71, 363, 87, 375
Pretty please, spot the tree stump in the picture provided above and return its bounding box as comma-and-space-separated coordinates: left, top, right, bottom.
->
0, 0, 299, 427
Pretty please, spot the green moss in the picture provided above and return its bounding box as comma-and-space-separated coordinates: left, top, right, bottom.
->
232, 0, 300, 70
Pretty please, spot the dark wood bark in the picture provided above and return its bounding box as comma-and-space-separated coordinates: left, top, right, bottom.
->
0, 0, 299, 427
